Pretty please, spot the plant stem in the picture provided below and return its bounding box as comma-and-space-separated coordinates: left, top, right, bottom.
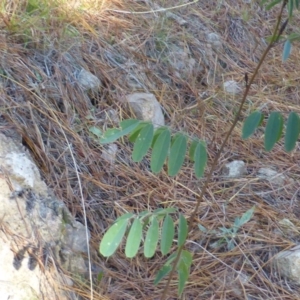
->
160, 2, 287, 299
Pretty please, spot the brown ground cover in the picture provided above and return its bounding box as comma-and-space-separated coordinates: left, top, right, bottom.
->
1, 0, 300, 299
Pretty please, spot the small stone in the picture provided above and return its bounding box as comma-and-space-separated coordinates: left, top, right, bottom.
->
101, 144, 118, 165
223, 160, 246, 178
77, 68, 101, 92
126, 93, 165, 128
224, 80, 242, 95
273, 245, 300, 284
206, 32, 222, 51
257, 168, 286, 185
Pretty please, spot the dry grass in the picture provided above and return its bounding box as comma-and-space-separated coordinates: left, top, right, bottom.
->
1, 0, 300, 299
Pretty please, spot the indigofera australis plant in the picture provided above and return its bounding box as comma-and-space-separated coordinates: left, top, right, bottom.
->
89, 1, 300, 298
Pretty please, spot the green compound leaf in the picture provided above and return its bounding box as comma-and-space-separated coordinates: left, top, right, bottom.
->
154, 265, 172, 285
178, 214, 188, 247
100, 216, 131, 257
282, 40, 292, 62
265, 112, 284, 151
242, 111, 263, 139
125, 218, 143, 258
151, 128, 171, 173
168, 134, 187, 177
161, 215, 175, 255
144, 217, 159, 258
285, 112, 300, 152
132, 123, 154, 162
194, 141, 207, 178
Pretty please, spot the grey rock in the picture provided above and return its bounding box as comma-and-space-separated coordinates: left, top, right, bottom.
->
223, 160, 246, 178
223, 80, 242, 95
206, 32, 222, 51
126, 92, 165, 128
0, 133, 93, 299
77, 68, 101, 92
273, 245, 300, 284
257, 167, 286, 185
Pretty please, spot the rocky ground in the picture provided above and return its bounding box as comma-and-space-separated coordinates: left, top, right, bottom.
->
0, 0, 300, 299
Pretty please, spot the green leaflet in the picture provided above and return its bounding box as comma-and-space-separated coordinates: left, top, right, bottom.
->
264, 112, 283, 151
120, 119, 140, 132
129, 123, 145, 143
144, 217, 159, 258
151, 127, 168, 148
154, 265, 172, 285
99, 216, 131, 257
168, 134, 187, 176
177, 250, 193, 296
161, 215, 175, 255
100, 119, 140, 144
151, 128, 171, 173
132, 123, 154, 162
288, 0, 294, 17
153, 207, 177, 216
125, 218, 143, 258
242, 111, 263, 139
233, 206, 255, 232
89, 126, 102, 138
285, 112, 300, 152
178, 214, 188, 247
194, 141, 207, 178
282, 40, 292, 62
265, 0, 282, 10
189, 139, 198, 162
